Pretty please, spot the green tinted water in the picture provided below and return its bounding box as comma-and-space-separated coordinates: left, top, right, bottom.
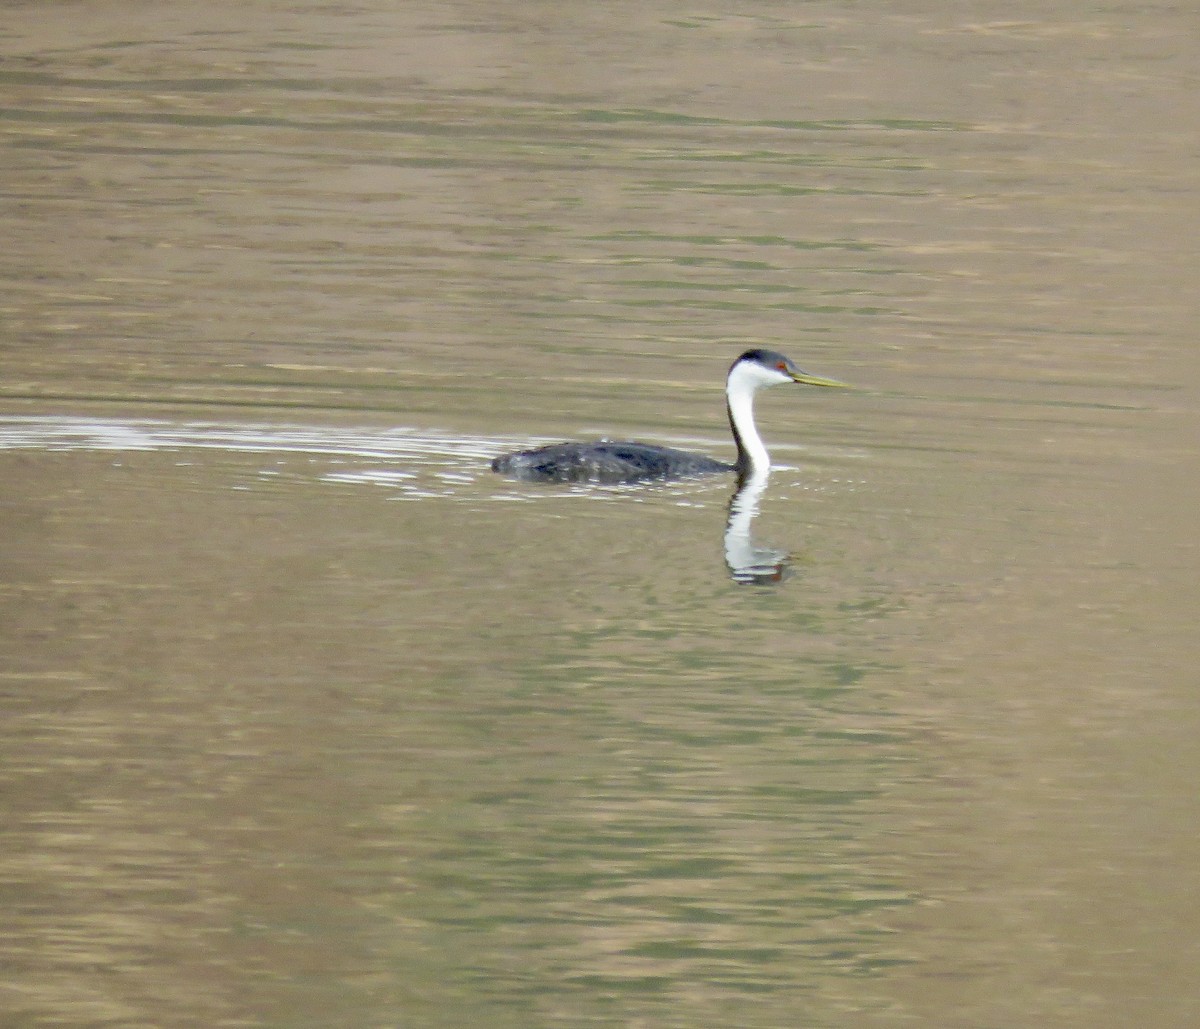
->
2, 3, 1197, 1027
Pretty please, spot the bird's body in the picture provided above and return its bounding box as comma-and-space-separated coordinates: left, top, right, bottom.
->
491, 349, 847, 485
491, 440, 731, 484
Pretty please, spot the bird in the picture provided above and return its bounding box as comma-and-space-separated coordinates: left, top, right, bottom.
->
490, 349, 848, 484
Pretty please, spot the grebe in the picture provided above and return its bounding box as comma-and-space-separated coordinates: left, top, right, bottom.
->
491, 349, 847, 484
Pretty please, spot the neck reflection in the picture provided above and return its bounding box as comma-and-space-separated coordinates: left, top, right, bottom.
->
724, 470, 790, 584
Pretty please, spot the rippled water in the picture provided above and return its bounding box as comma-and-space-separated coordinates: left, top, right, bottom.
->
2, 3, 1198, 1028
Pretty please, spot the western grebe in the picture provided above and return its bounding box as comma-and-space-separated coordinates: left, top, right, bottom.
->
491, 349, 848, 483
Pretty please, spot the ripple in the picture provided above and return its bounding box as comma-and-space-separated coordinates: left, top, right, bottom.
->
0, 415, 745, 504
0, 414, 513, 497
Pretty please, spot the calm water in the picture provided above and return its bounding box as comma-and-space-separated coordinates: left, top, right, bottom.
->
2, 3, 1197, 1027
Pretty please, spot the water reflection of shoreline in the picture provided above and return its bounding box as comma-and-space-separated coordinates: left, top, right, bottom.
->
724, 470, 789, 585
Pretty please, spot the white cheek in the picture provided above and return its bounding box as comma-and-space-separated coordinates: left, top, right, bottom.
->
732, 361, 791, 391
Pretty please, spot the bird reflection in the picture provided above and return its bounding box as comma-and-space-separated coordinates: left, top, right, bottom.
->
724, 470, 790, 584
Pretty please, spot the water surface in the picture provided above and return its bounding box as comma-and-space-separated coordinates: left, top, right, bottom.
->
2, 3, 1197, 1027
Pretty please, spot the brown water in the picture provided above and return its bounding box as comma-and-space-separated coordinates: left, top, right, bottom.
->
2, 3, 1197, 1027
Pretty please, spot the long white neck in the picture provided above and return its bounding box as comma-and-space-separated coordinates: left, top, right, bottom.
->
725, 361, 771, 478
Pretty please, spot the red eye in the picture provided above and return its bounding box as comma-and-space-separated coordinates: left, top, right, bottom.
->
776, 362, 787, 371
